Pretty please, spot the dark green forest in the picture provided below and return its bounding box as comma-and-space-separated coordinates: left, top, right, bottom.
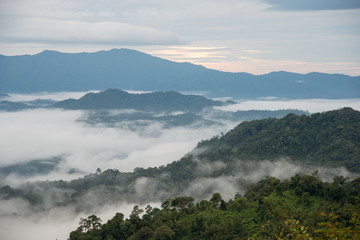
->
68, 174, 360, 240
197, 107, 360, 172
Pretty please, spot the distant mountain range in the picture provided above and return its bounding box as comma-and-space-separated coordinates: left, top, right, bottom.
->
1, 49, 359, 98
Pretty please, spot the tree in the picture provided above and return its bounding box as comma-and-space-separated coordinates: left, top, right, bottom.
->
210, 193, 222, 208
79, 215, 102, 233
154, 225, 175, 240
171, 196, 194, 211
134, 226, 153, 240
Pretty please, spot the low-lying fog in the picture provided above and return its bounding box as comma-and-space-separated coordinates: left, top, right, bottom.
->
1, 91, 359, 240
0, 108, 230, 185
215, 97, 360, 113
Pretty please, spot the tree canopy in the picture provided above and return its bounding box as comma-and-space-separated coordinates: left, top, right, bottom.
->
68, 174, 360, 240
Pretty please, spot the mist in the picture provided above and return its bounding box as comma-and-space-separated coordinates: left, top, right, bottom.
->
1, 157, 356, 240
1, 92, 359, 240
0, 108, 231, 185
0, 200, 160, 240
216, 98, 360, 113
185, 158, 358, 201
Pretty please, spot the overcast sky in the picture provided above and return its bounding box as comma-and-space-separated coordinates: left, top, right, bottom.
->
0, 0, 359, 75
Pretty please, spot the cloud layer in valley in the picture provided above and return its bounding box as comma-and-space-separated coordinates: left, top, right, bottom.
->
0, 108, 230, 185
1, 93, 360, 240
216, 98, 360, 113
1, 157, 357, 240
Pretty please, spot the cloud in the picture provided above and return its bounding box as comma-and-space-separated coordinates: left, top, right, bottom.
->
215, 98, 360, 113
1, 92, 359, 239
0, 198, 159, 240
262, 0, 360, 11
0, 108, 230, 183
0, 0, 359, 76
1, 104, 358, 239
7, 91, 100, 102
1, 18, 185, 45
184, 158, 359, 201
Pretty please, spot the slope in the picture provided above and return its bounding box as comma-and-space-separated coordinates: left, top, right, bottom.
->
1, 108, 359, 213
197, 107, 360, 171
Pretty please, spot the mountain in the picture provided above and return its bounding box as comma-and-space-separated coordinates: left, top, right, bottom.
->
0, 93, 9, 99
0, 157, 63, 177
1, 49, 359, 98
52, 89, 228, 112
0, 98, 57, 111
0, 100, 34, 111
1, 108, 358, 213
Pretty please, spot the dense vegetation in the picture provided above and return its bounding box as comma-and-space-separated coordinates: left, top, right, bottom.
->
198, 107, 360, 172
68, 174, 360, 240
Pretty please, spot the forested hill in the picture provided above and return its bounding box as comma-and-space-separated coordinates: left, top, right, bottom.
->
197, 107, 360, 172
52, 89, 228, 112
1, 108, 359, 213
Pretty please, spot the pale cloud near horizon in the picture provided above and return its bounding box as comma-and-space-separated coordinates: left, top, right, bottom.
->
0, 0, 359, 75
216, 98, 360, 113
262, 0, 360, 11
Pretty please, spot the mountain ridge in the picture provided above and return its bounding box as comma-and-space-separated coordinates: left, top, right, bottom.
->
1, 48, 359, 98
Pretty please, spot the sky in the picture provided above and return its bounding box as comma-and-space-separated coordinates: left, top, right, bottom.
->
0, 0, 359, 75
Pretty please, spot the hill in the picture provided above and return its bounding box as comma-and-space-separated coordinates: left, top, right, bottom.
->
0, 100, 34, 111
197, 107, 360, 171
1, 49, 359, 98
0, 108, 359, 214
52, 89, 228, 112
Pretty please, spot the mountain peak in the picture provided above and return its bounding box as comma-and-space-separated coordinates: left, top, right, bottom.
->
37, 50, 62, 55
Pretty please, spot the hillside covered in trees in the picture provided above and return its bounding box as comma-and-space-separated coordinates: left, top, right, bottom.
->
0, 108, 359, 214
68, 174, 360, 240
197, 107, 360, 172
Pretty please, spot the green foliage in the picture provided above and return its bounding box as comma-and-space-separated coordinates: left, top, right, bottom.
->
315, 212, 360, 239
68, 175, 360, 240
197, 107, 360, 172
154, 225, 175, 240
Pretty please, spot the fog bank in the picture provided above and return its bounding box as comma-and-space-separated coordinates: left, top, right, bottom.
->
216, 98, 360, 113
